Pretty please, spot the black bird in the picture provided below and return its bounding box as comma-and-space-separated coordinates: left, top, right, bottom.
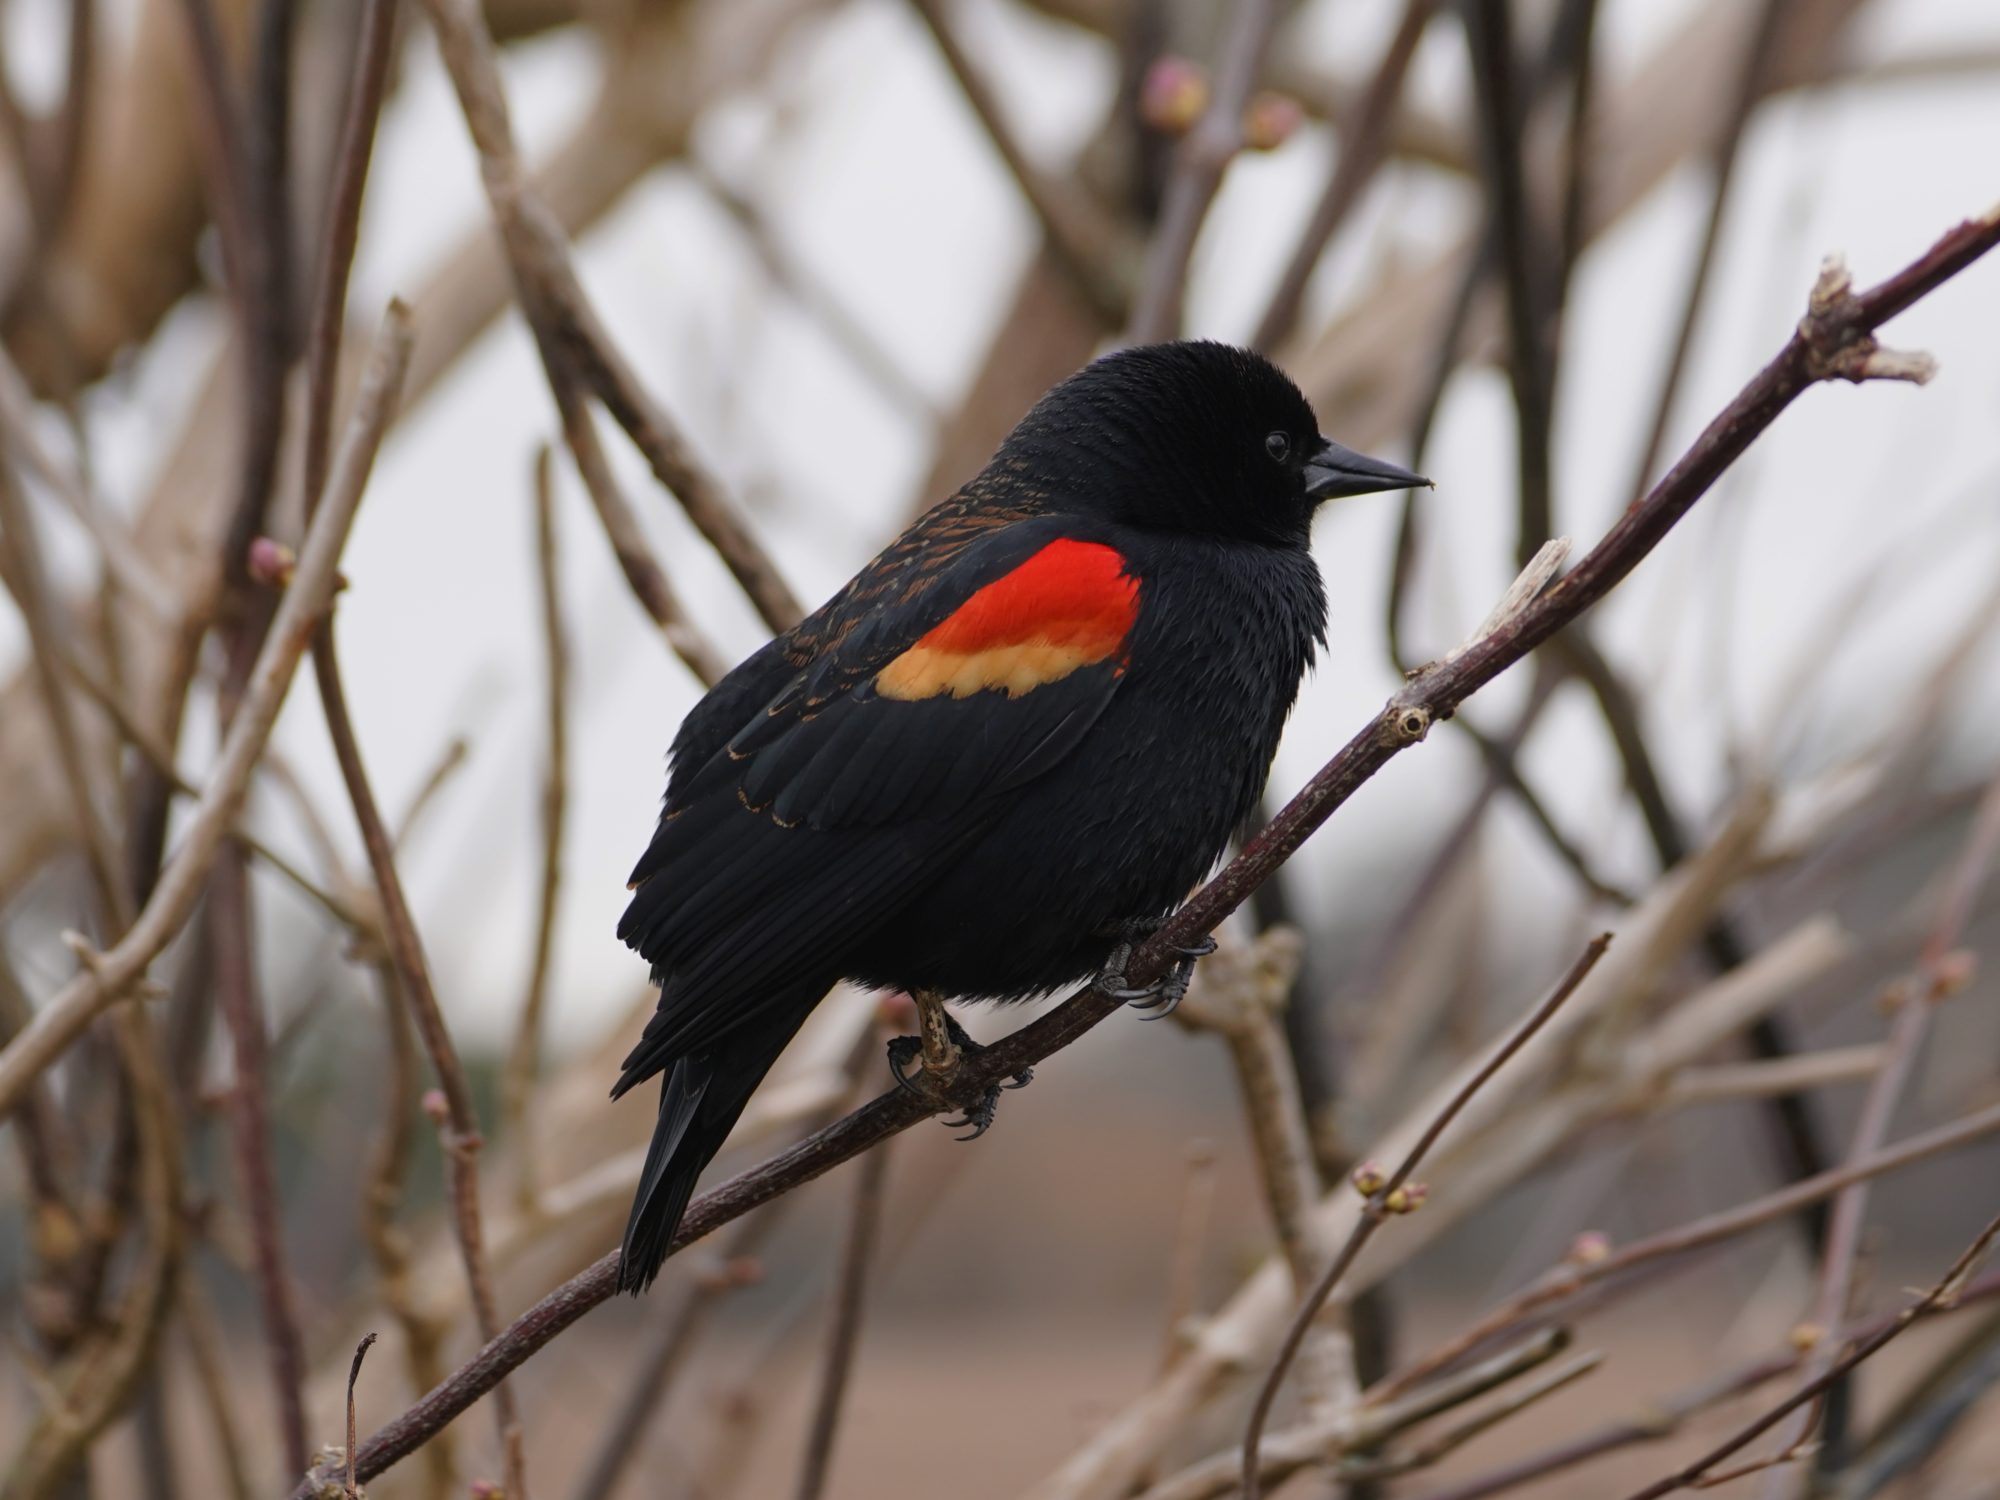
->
613, 340, 1427, 1292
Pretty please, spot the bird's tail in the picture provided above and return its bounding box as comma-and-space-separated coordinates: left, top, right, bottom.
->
616, 987, 822, 1294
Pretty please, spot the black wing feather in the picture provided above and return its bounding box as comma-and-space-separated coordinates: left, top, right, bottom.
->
618, 512, 1137, 1090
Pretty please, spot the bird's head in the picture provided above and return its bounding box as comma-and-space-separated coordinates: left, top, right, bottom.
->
994, 340, 1428, 547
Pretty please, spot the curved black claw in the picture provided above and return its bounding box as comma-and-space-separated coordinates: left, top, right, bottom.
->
941, 1084, 1003, 1141
1130, 960, 1196, 1020
885, 1012, 1033, 1140
885, 1034, 926, 1096
1095, 917, 1215, 1015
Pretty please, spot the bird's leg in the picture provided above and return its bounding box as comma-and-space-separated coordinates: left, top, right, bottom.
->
1093, 915, 1217, 1020
885, 993, 1033, 1141
915, 987, 960, 1078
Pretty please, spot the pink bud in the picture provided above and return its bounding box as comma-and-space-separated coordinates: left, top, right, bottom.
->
247, 536, 296, 587
1567, 1230, 1611, 1266
1933, 949, 1978, 997
1143, 57, 1210, 134
1242, 93, 1303, 151
421, 1088, 449, 1125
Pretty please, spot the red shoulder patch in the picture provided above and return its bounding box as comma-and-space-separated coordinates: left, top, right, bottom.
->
876, 539, 1138, 701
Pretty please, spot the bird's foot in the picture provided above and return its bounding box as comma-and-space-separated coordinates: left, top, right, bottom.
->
886, 1007, 1033, 1142
1093, 916, 1217, 1020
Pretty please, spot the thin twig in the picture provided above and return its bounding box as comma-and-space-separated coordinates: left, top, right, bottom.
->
177, 1279, 255, 1500
550, 379, 729, 686
392, 737, 472, 852
0, 302, 413, 1116
314, 616, 529, 1497
300, 0, 401, 508
1125, 0, 1281, 342
568, 1216, 779, 1500
1623, 0, 1794, 503
1240, 935, 1614, 1500
504, 445, 570, 1215
347, 1332, 378, 1499
295, 214, 2000, 1494
1618, 1211, 2000, 1500
1778, 773, 2000, 1467
1832, 1304, 2000, 1499
422, 0, 803, 633
1253, 0, 1437, 352
1179, 930, 1354, 1413
1374, 1090, 2000, 1405
1159, 1139, 1221, 1369
0, 345, 176, 618
794, 1143, 891, 1500
1463, 0, 1555, 563
210, 845, 310, 1473
4, 1009, 182, 1500
43, 634, 367, 928
1404, 1268, 2000, 1500
1337, 1351, 1603, 1482
691, 158, 939, 424
906, 0, 1129, 323
359, 956, 454, 1499
0, 465, 130, 925
1131, 1330, 1574, 1500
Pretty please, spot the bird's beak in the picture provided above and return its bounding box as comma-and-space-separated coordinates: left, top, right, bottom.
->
1303, 437, 1431, 501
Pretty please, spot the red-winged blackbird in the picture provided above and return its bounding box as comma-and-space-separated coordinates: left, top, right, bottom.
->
613, 340, 1426, 1291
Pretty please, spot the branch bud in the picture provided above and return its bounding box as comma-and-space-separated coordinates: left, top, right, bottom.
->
248, 536, 298, 587
1242, 93, 1303, 151
1566, 1230, 1611, 1267
1351, 1161, 1387, 1197
1932, 948, 1977, 998
1382, 1181, 1428, 1215
1142, 57, 1210, 134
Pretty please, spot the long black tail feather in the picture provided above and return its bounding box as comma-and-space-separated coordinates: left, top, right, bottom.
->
616, 986, 823, 1293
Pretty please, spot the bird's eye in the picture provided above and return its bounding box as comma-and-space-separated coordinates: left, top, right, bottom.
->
1264, 431, 1291, 465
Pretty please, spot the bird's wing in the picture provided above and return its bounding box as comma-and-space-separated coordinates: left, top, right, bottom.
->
642, 512, 1143, 857
661, 482, 1044, 801
613, 516, 1142, 1077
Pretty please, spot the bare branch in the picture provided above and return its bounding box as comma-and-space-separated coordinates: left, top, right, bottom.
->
794, 1143, 891, 1500
1252, 0, 1438, 352
1618, 1211, 2000, 1500
907, 0, 1130, 324
1240, 934, 1615, 1500
1776, 773, 2000, 1465
0, 301, 413, 1115
1125, 0, 1281, 343
421, 0, 803, 633
503, 445, 570, 1215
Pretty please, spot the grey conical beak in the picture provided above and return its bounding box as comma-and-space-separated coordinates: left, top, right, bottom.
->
1303, 437, 1430, 501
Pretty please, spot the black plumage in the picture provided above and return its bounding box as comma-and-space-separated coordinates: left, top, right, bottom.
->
613, 340, 1427, 1291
